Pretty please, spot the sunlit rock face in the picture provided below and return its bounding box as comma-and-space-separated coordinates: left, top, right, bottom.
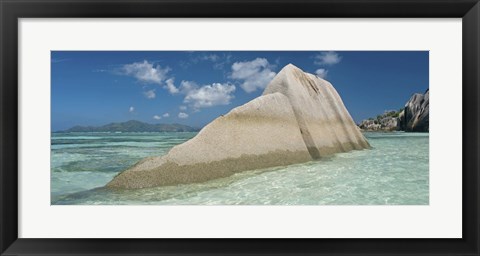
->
263, 64, 370, 157
107, 64, 370, 189
399, 89, 429, 132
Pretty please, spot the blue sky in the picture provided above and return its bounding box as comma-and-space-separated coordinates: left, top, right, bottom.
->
51, 51, 428, 131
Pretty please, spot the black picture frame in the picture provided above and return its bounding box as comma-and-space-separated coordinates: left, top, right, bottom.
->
1, 0, 479, 255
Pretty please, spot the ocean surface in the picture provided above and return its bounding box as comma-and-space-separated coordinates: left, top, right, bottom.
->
51, 132, 429, 205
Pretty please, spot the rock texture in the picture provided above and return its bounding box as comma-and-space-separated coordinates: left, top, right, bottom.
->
358, 89, 429, 132
400, 89, 429, 132
358, 111, 401, 132
107, 64, 370, 189
263, 64, 370, 156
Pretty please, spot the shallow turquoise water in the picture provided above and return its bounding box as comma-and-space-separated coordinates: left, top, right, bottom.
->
51, 132, 429, 205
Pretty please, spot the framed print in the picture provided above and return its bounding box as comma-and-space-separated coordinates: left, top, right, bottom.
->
1, 0, 479, 255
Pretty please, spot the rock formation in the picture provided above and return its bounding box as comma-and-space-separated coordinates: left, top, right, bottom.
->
399, 89, 429, 132
358, 89, 429, 132
107, 64, 370, 189
262, 64, 370, 156
358, 111, 401, 131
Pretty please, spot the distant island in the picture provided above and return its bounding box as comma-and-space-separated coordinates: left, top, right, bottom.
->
358, 89, 429, 132
58, 120, 200, 133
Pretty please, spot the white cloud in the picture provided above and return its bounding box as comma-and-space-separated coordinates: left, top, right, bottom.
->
153, 115, 162, 120
164, 78, 179, 94
163, 79, 200, 95
315, 69, 328, 78
184, 82, 236, 109
201, 54, 220, 62
143, 89, 156, 99
178, 112, 189, 119
230, 58, 276, 93
129, 106, 135, 113
163, 113, 170, 118
122, 60, 170, 84
179, 80, 199, 94
161, 78, 236, 110
314, 51, 341, 66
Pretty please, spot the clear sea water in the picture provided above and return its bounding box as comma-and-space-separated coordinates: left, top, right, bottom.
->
51, 132, 429, 205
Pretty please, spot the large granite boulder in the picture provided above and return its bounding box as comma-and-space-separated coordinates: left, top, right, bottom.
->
263, 64, 370, 155
400, 89, 429, 132
107, 64, 370, 189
